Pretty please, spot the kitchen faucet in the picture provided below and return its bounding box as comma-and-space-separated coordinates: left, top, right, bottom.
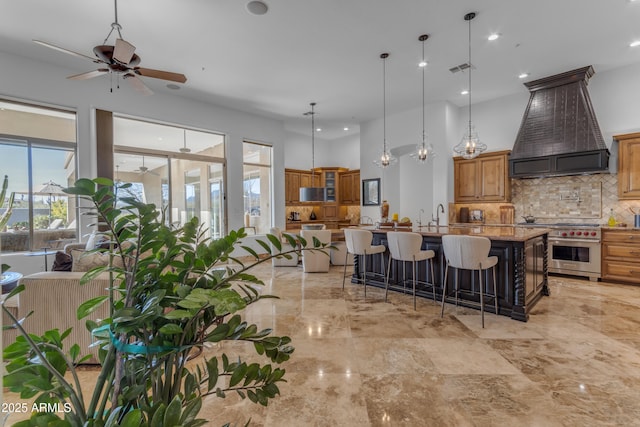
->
431, 203, 445, 227
417, 209, 425, 227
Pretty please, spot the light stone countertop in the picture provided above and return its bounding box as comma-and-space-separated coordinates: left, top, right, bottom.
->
361, 224, 550, 242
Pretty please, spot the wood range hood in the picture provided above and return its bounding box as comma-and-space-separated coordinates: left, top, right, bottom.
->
509, 66, 610, 178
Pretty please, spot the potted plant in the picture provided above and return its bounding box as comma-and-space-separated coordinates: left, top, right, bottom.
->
2, 177, 328, 426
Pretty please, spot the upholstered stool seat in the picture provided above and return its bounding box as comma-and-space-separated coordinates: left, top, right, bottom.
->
385, 231, 436, 310
342, 228, 386, 296
301, 229, 332, 272
440, 235, 498, 328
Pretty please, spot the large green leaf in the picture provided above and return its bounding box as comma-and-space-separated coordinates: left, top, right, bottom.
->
77, 295, 109, 319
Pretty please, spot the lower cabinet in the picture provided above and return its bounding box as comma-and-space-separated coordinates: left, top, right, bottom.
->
602, 229, 640, 284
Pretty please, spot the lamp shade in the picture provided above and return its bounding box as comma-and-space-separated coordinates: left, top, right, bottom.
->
299, 187, 327, 202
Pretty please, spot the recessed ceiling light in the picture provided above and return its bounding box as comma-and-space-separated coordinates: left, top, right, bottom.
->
518, 73, 529, 79
246, 1, 268, 15
343, 127, 349, 131
418, 60, 428, 68
630, 40, 640, 47
461, 90, 469, 95
316, 128, 322, 132
488, 33, 500, 41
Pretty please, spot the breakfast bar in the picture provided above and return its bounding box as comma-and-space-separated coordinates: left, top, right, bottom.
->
349, 225, 550, 322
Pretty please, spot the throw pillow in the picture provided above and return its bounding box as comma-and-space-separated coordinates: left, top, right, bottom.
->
84, 232, 97, 251
51, 251, 73, 272
71, 249, 123, 272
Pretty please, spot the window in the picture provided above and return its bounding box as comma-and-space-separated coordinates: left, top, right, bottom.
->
243, 142, 272, 234
0, 100, 77, 253
112, 116, 226, 239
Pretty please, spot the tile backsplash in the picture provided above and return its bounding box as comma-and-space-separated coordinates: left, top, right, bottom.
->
451, 173, 639, 226
512, 173, 638, 226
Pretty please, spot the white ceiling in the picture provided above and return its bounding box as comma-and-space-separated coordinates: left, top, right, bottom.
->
2, 0, 640, 140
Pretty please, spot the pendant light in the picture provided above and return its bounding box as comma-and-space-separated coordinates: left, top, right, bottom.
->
411, 34, 436, 163
453, 12, 487, 159
179, 129, 191, 153
373, 53, 397, 168
299, 102, 327, 202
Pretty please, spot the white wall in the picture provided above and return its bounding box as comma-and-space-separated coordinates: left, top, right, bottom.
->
283, 130, 360, 170
0, 51, 287, 235
359, 101, 454, 224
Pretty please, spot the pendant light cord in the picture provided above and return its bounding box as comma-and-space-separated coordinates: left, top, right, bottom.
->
467, 14, 472, 140
422, 39, 426, 145
383, 55, 387, 152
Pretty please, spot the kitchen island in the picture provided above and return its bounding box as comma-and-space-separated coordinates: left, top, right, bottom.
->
349, 225, 550, 322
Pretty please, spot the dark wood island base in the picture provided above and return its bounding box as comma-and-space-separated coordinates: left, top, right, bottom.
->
350, 226, 550, 322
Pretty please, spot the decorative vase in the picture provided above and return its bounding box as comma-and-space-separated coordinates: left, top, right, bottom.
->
381, 200, 389, 222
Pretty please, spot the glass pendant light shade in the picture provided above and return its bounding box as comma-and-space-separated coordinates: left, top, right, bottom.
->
453, 12, 486, 160
373, 53, 397, 169
454, 124, 487, 159
411, 34, 436, 164
375, 146, 397, 168
299, 102, 327, 202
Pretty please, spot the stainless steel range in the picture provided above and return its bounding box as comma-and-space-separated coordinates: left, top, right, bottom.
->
520, 223, 601, 281
546, 223, 601, 281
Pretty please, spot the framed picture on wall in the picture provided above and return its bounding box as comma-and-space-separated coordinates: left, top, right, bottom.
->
362, 178, 380, 206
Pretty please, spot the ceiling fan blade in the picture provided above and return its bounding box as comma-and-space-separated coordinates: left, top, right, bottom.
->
124, 74, 154, 96
135, 67, 187, 83
67, 69, 109, 80
114, 38, 136, 64
33, 39, 102, 63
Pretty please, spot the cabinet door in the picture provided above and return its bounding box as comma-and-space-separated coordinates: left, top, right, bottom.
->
479, 155, 506, 200
618, 137, 640, 199
340, 173, 354, 204
324, 171, 337, 202
353, 171, 360, 204
454, 160, 479, 201
300, 172, 320, 188
322, 204, 338, 219
285, 171, 300, 205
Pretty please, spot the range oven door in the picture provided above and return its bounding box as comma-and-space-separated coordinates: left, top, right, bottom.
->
548, 237, 601, 279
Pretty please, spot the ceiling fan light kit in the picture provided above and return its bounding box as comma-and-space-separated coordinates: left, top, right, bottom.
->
33, 0, 187, 95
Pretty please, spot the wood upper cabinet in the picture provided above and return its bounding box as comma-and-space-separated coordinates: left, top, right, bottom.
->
339, 170, 360, 205
602, 229, 640, 284
285, 170, 301, 204
615, 132, 640, 199
454, 150, 511, 202
285, 169, 319, 205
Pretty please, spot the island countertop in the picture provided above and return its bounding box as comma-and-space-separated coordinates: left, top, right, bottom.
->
360, 225, 550, 242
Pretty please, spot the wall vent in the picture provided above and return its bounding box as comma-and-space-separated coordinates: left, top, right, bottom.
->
449, 63, 471, 73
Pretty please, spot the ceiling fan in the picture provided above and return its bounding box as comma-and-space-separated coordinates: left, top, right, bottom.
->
33, 0, 187, 95
134, 156, 159, 176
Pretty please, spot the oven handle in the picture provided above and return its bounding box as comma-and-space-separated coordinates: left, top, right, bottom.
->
549, 238, 600, 245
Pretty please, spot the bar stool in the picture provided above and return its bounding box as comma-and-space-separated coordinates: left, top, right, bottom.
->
385, 231, 436, 310
342, 228, 386, 296
440, 235, 498, 328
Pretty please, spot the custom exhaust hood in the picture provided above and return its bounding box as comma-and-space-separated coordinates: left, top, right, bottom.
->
509, 66, 609, 178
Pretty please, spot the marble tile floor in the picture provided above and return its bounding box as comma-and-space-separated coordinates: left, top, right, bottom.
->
4, 264, 640, 426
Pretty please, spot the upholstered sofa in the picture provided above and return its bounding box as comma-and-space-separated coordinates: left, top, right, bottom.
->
10, 271, 112, 364
3, 242, 114, 364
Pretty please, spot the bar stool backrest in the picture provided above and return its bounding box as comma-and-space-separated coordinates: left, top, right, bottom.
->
344, 228, 374, 255
441, 235, 491, 270
387, 231, 423, 261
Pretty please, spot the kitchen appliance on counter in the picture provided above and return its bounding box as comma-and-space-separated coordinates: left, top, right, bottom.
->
469, 209, 484, 223
534, 223, 601, 281
289, 211, 301, 221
